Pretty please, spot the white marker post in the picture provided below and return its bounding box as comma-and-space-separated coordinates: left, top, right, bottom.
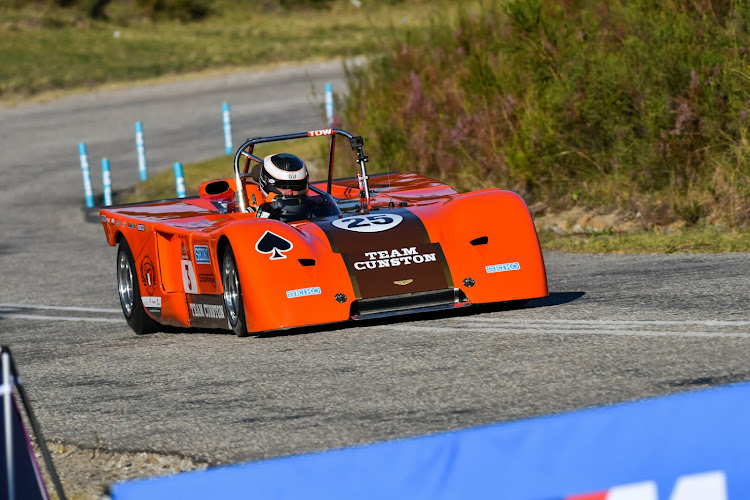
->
135, 121, 148, 181
78, 143, 95, 208
174, 162, 186, 198
324, 83, 334, 126
222, 102, 232, 155
101, 158, 113, 206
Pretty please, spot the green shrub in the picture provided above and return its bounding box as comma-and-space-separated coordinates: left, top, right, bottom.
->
343, 0, 750, 228
135, 0, 210, 21
278, 0, 334, 9
13, 0, 112, 18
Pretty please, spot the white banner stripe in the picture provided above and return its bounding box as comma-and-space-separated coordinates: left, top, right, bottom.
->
0, 303, 122, 314
0, 313, 123, 324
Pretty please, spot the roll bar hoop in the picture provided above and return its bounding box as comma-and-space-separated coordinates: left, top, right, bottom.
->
232, 128, 370, 213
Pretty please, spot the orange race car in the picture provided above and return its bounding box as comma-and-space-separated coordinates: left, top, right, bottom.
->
100, 129, 548, 336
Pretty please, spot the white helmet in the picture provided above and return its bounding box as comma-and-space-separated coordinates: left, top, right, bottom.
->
259, 153, 309, 199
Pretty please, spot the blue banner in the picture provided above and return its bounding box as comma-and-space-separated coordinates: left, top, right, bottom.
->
111, 383, 750, 500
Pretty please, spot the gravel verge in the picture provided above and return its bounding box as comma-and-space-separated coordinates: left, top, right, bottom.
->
34, 441, 209, 500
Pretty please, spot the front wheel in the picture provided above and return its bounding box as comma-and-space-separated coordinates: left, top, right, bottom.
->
117, 239, 158, 335
222, 245, 249, 337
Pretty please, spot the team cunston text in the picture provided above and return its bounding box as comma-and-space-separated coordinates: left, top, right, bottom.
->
353, 247, 436, 270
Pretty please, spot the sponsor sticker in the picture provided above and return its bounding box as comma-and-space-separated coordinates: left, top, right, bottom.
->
142, 296, 161, 317
194, 245, 211, 264
485, 262, 521, 274
127, 222, 136, 229
142, 296, 161, 308
307, 128, 333, 137
353, 246, 436, 270
137, 224, 146, 232
286, 287, 322, 299
332, 214, 403, 233
101, 214, 107, 222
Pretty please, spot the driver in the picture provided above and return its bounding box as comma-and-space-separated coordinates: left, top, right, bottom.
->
256, 153, 321, 222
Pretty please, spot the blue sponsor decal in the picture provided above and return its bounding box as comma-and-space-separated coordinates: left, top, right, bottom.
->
485, 262, 521, 274
194, 245, 211, 264
286, 287, 322, 299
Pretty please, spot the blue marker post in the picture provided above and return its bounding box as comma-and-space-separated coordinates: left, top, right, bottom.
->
222, 102, 232, 155
101, 158, 113, 206
324, 83, 334, 127
78, 142, 95, 208
135, 121, 148, 181
173, 162, 186, 198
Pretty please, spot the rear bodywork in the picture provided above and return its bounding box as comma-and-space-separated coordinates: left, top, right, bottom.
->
100, 129, 547, 334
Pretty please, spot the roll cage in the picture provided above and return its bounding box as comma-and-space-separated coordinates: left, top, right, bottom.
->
232, 128, 371, 214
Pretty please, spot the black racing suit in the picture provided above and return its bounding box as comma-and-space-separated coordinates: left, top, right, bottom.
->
258, 195, 336, 223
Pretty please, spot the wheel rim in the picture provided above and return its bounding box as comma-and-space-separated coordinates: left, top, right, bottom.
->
118, 251, 134, 317
223, 253, 240, 325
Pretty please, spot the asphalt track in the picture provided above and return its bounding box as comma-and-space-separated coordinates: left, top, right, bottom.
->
1, 61, 749, 466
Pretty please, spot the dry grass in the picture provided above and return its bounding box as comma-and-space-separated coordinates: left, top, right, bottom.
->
539, 227, 750, 254
0, 0, 447, 102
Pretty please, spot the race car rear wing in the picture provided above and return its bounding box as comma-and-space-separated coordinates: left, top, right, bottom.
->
232, 129, 370, 213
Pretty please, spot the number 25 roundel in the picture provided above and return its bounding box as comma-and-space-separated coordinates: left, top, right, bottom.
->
332, 214, 403, 233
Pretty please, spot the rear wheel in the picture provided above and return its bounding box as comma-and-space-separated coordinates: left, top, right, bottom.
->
117, 239, 158, 335
222, 245, 249, 337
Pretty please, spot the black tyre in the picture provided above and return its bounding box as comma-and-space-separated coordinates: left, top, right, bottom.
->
117, 239, 159, 335
222, 245, 249, 337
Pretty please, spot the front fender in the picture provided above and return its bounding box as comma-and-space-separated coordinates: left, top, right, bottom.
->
415, 189, 548, 304
218, 220, 355, 333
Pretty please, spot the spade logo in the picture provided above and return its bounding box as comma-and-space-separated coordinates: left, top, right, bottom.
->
255, 230, 293, 260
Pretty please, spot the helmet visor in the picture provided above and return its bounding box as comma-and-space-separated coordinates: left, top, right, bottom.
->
274, 178, 308, 196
